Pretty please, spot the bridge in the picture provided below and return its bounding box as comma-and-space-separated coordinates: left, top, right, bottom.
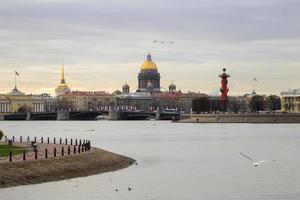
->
0, 109, 181, 121
107, 109, 180, 120
1, 111, 102, 121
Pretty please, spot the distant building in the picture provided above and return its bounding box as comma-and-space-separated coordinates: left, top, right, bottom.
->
138, 52, 161, 93
281, 89, 300, 113
57, 91, 114, 111
116, 52, 210, 112
40, 93, 57, 112
116, 92, 152, 111
0, 87, 46, 113
116, 91, 207, 112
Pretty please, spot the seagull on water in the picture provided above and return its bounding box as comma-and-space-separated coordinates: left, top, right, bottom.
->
239, 152, 275, 167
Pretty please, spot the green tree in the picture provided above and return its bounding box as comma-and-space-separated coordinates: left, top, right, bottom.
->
249, 95, 266, 113
267, 95, 281, 113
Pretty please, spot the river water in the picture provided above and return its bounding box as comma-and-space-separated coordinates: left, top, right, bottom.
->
0, 121, 300, 200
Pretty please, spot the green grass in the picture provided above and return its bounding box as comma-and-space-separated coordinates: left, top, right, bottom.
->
0, 145, 25, 157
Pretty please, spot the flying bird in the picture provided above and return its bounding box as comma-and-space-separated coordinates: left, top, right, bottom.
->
239, 152, 275, 167
153, 40, 157, 43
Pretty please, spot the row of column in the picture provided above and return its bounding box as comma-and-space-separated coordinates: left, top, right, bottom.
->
0, 102, 10, 112
33, 102, 44, 112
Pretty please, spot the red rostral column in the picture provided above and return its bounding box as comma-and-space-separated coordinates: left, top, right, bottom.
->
219, 68, 230, 113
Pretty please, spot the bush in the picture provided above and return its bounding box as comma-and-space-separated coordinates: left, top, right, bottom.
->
0, 130, 4, 140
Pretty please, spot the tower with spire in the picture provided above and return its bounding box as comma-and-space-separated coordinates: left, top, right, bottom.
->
55, 64, 71, 96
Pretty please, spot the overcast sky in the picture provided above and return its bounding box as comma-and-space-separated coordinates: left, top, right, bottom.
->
0, 0, 299, 95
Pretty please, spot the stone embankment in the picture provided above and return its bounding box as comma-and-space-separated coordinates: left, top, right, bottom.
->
179, 113, 300, 123
0, 137, 135, 188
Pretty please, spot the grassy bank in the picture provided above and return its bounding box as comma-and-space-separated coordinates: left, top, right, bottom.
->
0, 147, 135, 188
0, 145, 24, 157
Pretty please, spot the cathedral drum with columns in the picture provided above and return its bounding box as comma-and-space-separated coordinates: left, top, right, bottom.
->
138, 52, 161, 93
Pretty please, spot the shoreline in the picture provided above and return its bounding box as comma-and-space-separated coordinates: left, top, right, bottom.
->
0, 147, 135, 188
179, 113, 300, 123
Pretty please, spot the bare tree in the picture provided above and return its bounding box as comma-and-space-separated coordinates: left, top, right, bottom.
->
284, 97, 294, 114
249, 95, 266, 113
267, 95, 281, 113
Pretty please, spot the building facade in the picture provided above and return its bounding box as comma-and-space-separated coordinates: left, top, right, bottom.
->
0, 87, 46, 113
57, 91, 114, 111
281, 89, 300, 113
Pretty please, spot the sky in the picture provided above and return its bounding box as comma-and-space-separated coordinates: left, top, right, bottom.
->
0, 0, 299, 96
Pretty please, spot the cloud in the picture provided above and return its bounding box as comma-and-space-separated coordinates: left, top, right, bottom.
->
0, 0, 299, 95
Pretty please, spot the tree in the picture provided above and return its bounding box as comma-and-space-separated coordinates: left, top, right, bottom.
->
192, 97, 211, 114
249, 95, 266, 113
0, 130, 4, 141
267, 95, 281, 113
210, 99, 221, 114
113, 90, 122, 95
228, 98, 241, 113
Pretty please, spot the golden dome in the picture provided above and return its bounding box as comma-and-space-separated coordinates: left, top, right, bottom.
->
141, 53, 157, 70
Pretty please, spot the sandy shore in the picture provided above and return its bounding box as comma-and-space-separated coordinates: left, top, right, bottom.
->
0, 147, 135, 188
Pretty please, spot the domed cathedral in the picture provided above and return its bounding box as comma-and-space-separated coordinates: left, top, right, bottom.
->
55, 64, 71, 96
138, 52, 161, 93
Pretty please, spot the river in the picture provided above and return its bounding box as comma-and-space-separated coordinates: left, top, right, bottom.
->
0, 121, 300, 200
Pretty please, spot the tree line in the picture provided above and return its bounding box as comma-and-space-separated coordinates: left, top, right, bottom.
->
192, 95, 284, 114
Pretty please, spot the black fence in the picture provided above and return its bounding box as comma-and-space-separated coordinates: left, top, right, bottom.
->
0, 136, 91, 162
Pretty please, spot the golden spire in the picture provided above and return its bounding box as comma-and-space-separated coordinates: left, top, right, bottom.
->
60, 64, 66, 84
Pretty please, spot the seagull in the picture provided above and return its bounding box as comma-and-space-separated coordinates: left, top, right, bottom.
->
239, 152, 275, 167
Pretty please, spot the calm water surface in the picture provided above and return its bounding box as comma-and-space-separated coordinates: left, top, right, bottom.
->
0, 121, 300, 200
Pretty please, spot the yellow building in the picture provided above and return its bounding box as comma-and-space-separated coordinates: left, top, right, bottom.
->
0, 87, 45, 113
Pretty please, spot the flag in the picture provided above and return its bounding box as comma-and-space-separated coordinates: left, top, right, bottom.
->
15, 71, 20, 76
254, 77, 257, 82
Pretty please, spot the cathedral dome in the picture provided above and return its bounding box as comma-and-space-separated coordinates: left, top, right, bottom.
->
141, 52, 157, 70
